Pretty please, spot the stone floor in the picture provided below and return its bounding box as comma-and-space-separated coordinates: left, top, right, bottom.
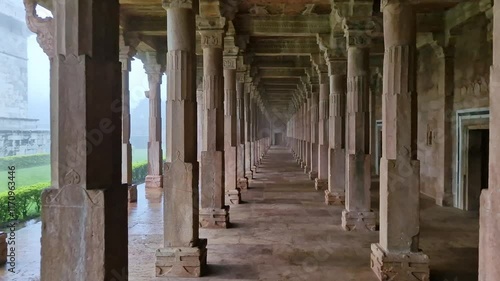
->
0, 146, 479, 281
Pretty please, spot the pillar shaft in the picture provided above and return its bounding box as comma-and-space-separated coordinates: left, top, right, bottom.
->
27, 0, 129, 279
315, 75, 329, 190
157, 3, 207, 277
223, 56, 240, 204
342, 37, 376, 231
236, 74, 248, 189
304, 98, 311, 172
308, 90, 319, 179
244, 84, 252, 179
326, 64, 347, 205
199, 27, 229, 228
479, 0, 500, 280
144, 53, 164, 188
119, 48, 133, 186
371, 2, 429, 280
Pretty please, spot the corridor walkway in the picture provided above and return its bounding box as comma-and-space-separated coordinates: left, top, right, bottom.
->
0, 146, 479, 281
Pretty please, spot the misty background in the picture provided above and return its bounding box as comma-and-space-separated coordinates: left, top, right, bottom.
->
27, 7, 167, 150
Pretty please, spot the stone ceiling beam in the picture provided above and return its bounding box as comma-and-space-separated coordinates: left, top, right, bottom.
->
248, 39, 320, 56
258, 69, 306, 78
234, 15, 331, 36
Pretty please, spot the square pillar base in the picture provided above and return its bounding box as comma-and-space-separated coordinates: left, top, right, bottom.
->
252, 165, 258, 173
200, 206, 230, 228
303, 166, 309, 173
370, 243, 430, 281
341, 210, 377, 231
156, 239, 208, 278
145, 175, 163, 188
225, 189, 241, 205
128, 184, 138, 203
308, 171, 318, 180
0, 232, 6, 265
245, 171, 254, 180
237, 177, 249, 190
314, 179, 327, 191
324, 190, 345, 205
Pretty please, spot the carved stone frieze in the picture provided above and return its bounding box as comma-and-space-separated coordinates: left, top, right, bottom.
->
163, 0, 193, 9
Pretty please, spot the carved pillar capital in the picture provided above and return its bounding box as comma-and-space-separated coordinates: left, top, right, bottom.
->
163, 0, 194, 10
223, 56, 237, 70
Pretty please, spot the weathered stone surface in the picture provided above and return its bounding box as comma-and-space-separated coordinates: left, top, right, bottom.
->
342, 210, 377, 232
324, 190, 345, 205
370, 243, 429, 281
314, 178, 327, 191
225, 189, 242, 205
41, 186, 128, 280
156, 239, 207, 278
0, 232, 6, 265
200, 151, 229, 228
200, 206, 230, 229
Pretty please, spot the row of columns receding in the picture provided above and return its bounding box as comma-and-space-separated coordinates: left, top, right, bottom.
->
23, 0, 500, 280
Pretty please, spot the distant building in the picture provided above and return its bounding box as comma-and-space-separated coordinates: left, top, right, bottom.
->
0, 0, 49, 156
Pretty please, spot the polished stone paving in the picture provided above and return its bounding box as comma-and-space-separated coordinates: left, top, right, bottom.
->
0, 146, 479, 280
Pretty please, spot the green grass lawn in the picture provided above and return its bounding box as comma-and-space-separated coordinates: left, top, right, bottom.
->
0, 148, 150, 193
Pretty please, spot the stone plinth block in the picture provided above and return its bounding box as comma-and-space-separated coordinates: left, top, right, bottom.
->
370, 243, 429, 281
146, 175, 163, 188
237, 177, 249, 190
341, 210, 377, 231
314, 179, 327, 191
246, 170, 254, 180
479, 189, 500, 281
225, 189, 241, 205
325, 190, 345, 205
200, 206, 230, 228
252, 165, 258, 174
0, 232, 6, 265
156, 239, 208, 278
41, 185, 128, 280
308, 171, 318, 181
128, 184, 138, 203
303, 166, 309, 174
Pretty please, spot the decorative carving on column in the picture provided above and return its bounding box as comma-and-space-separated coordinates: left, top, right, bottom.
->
120, 34, 138, 202
197, 14, 230, 228
156, 1, 207, 277
29, 0, 128, 279
341, 27, 377, 232
370, 2, 429, 280
142, 52, 164, 189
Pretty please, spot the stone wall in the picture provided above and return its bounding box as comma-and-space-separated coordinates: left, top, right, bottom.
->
0, 0, 29, 119
415, 13, 492, 206
0, 130, 50, 157
417, 44, 445, 200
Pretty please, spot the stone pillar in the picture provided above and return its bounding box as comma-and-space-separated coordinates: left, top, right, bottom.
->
341, 31, 376, 231
25, 0, 129, 279
119, 40, 138, 202
144, 52, 164, 189
236, 72, 249, 190
223, 55, 241, 204
315, 73, 329, 190
250, 94, 258, 172
304, 97, 311, 173
371, 2, 429, 280
244, 81, 253, 180
480, 0, 500, 279
156, 1, 207, 277
308, 88, 319, 180
198, 20, 230, 228
325, 60, 347, 205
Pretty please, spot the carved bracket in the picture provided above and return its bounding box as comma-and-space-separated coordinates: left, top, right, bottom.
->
24, 0, 55, 58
